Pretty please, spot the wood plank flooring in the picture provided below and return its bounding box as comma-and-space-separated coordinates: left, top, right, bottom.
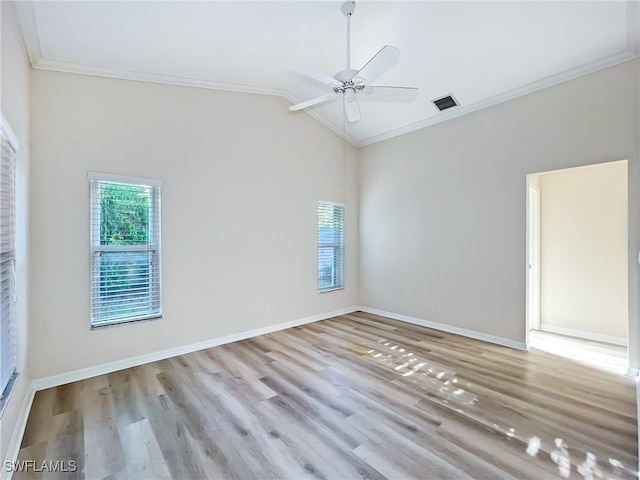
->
14, 312, 638, 479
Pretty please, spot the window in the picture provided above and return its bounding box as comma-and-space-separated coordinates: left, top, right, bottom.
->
0, 116, 17, 409
317, 201, 344, 292
89, 173, 162, 327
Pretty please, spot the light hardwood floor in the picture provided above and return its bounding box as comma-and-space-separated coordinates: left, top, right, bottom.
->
15, 312, 638, 479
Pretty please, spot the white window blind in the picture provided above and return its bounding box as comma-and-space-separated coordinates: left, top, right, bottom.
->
0, 128, 16, 398
89, 173, 162, 327
318, 201, 344, 292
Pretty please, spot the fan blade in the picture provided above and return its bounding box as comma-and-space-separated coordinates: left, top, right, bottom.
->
289, 93, 338, 111
296, 70, 341, 89
354, 45, 401, 83
359, 86, 418, 103
344, 96, 361, 122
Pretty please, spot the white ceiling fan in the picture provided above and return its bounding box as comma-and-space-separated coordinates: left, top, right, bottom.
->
289, 1, 418, 122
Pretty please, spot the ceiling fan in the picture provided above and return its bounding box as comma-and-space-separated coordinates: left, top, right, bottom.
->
289, 1, 418, 122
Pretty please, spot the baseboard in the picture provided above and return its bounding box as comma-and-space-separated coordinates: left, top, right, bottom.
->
32, 306, 358, 391
357, 306, 528, 351
1, 385, 35, 480
540, 324, 627, 346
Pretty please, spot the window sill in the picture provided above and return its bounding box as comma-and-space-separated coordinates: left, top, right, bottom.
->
91, 314, 162, 330
318, 286, 345, 294
0, 372, 19, 419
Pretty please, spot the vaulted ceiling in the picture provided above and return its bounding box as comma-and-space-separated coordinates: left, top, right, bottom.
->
15, 1, 640, 146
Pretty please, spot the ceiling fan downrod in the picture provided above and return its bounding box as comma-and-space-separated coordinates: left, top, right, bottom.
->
335, 2, 361, 95
342, 2, 355, 71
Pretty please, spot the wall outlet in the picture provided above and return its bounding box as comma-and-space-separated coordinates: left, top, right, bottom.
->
266, 307, 271, 316
428, 304, 434, 312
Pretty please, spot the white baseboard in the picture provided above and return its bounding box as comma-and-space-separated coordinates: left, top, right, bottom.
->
32, 306, 358, 391
1, 385, 35, 480
357, 306, 528, 351
540, 324, 627, 346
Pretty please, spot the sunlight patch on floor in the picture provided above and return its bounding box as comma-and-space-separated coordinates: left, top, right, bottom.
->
529, 330, 627, 375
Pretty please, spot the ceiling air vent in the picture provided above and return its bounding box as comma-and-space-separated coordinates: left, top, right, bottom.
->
432, 94, 459, 111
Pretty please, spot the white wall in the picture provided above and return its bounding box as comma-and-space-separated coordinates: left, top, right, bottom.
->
359, 60, 639, 369
0, 0, 31, 468
539, 161, 627, 342
29, 70, 358, 379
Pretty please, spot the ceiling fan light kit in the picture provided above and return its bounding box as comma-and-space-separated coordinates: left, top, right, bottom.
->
289, 1, 418, 122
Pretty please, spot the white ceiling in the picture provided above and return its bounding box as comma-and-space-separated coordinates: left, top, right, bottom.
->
16, 1, 640, 147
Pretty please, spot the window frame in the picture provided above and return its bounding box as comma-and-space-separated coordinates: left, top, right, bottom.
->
317, 200, 345, 293
0, 113, 18, 417
89, 172, 163, 329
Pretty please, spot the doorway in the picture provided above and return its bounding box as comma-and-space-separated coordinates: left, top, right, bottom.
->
526, 160, 628, 372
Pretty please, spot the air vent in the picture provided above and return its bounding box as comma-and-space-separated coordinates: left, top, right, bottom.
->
432, 94, 459, 111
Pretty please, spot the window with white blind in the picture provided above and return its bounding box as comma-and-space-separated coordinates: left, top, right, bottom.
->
89, 173, 162, 328
0, 117, 17, 409
317, 201, 344, 292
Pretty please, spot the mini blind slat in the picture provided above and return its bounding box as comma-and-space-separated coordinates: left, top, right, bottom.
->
0, 131, 16, 396
317, 201, 345, 292
90, 176, 161, 327
92, 284, 160, 297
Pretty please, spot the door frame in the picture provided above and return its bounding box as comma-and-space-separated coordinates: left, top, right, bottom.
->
526, 179, 541, 341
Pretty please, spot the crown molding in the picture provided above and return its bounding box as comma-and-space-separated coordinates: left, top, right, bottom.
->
357, 50, 640, 148
31, 57, 360, 147
23, 48, 640, 151
15, 0, 359, 146
13, 1, 41, 67
33, 58, 289, 98
358, 0, 638, 146
27, 50, 639, 150
13, 0, 640, 149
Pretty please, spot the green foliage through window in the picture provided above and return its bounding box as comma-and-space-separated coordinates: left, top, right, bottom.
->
100, 183, 150, 245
